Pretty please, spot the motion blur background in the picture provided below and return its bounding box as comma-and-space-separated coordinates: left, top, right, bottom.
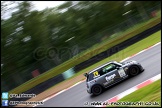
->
1, 1, 161, 92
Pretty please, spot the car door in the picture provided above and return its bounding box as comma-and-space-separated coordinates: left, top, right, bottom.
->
100, 63, 122, 88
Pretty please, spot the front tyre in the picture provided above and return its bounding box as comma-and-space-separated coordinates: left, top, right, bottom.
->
91, 85, 103, 96
128, 66, 140, 77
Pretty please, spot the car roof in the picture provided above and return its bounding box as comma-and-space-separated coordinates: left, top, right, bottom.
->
88, 61, 118, 74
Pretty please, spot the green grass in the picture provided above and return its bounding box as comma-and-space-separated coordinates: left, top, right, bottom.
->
107, 79, 161, 107
9, 16, 161, 95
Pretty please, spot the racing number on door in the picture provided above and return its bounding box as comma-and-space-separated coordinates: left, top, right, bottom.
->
118, 68, 126, 77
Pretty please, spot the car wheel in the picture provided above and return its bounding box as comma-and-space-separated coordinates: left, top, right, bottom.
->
129, 66, 140, 77
92, 85, 102, 96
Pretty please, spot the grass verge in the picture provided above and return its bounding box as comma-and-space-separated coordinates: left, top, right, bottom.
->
9, 16, 161, 95
107, 79, 161, 107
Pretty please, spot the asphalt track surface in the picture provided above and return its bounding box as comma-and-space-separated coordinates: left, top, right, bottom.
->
37, 43, 161, 107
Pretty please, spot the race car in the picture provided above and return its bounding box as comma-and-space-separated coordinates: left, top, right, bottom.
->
84, 60, 144, 95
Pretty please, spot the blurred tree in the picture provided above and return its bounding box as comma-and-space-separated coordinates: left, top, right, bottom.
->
1, 2, 37, 78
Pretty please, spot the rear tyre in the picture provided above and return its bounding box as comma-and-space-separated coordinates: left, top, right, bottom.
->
129, 66, 140, 77
92, 85, 102, 96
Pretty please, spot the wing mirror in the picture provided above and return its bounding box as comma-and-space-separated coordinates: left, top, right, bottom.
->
84, 73, 88, 77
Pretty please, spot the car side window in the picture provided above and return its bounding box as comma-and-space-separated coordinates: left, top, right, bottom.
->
87, 63, 120, 81
102, 63, 116, 74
